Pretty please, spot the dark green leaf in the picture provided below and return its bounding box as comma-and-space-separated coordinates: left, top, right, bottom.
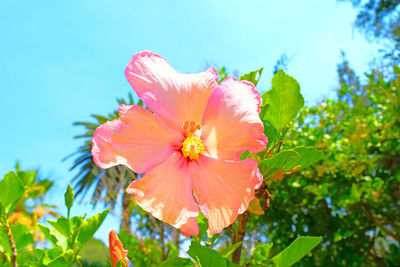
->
219, 241, 242, 259
271, 236, 322, 267
262, 70, 304, 133
188, 241, 227, 267
284, 147, 324, 171
259, 150, 299, 180
160, 257, 195, 267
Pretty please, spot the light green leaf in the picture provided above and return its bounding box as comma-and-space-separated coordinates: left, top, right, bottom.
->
38, 224, 59, 247
262, 70, 304, 133
0, 171, 24, 212
272, 236, 322, 267
0, 225, 11, 255
284, 147, 324, 171
64, 184, 74, 211
253, 243, 273, 262
160, 257, 195, 267
196, 212, 208, 240
76, 208, 109, 249
219, 242, 242, 259
259, 150, 299, 180
48, 217, 70, 239
42, 247, 64, 265
188, 241, 227, 267
239, 68, 263, 86
10, 223, 33, 251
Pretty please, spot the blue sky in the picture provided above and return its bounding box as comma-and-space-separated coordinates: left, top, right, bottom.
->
0, 0, 381, 245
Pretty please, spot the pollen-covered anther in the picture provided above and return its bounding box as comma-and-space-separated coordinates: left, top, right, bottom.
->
182, 121, 204, 160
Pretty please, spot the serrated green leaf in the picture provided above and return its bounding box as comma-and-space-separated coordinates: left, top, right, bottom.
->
240, 68, 263, 86
0, 171, 24, 212
188, 241, 227, 267
259, 150, 299, 179
271, 236, 322, 267
219, 242, 242, 259
10, 223, 33, 251
160, 257, 195, 267
64, 184, 74, 211
262, 70, 304, 133
76, 208, 109, 249
38, 224, 59, 247
284, 147, 324, 171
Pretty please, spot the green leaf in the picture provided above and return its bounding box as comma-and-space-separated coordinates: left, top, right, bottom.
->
284, 147, 324, 171
0, 171, 24, 212
271, 236, 322, 267
253, 243, 273, 262
10, 223, 33, 251
76, 208, 110, 249
188, 241, 227, 267
258, 150, 299, 179
42, 247, 64, 265
160, 257, 195, 267
240, 151, 249, 160
240, 68, 263, 86
0, 225, 11, 255
219, 242, 242, 259
262, 70, 304, 133
48, 217, 70, 239
38, 224, 59, 247
264, 123, 277, 149
64, 184, 74, 211
196, 212, 208, 240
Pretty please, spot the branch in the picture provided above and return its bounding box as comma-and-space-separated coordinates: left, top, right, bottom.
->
5, 224, 17, 267
232, 211, 251, 264
361, 203, 400, 242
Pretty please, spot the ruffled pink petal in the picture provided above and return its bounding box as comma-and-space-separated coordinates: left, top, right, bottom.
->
189, 156, 263, 235
179, 217, 199, 237
201, 77, 267, 160
125, 51, 218, 131
126, 153, 199, 230
91, 105, 181, 173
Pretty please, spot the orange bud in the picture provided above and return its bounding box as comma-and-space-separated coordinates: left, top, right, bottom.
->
109, 230, 129, 267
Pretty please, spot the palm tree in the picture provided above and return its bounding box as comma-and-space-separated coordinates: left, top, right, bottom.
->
68, 93, 182, 258
66, 93, 139, 232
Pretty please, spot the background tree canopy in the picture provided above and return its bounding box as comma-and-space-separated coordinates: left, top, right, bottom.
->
65, 1, 400, 266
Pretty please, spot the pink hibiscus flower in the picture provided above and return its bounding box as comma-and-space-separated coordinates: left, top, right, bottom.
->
92, 51, 267, 236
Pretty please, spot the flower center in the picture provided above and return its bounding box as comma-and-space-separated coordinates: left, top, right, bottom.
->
181, 121, 204, 160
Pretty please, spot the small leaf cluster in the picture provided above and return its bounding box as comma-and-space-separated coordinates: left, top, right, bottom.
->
0, 170, 109, 267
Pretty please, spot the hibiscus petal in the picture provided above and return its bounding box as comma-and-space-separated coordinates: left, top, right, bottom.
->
201, 77, 267, 160
125, 51, 218, 131
126, 153, 199, 231
179, 217, 199, 237
190, 156, 263, 235
91, 105, 181, 173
